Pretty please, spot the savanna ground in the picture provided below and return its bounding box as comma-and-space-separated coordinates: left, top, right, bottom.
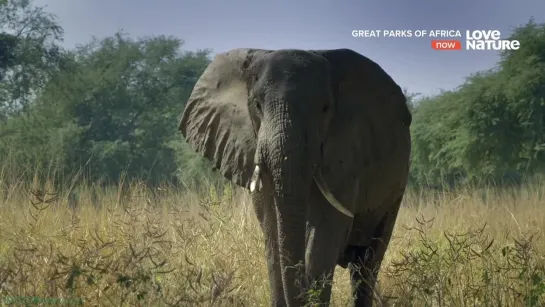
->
1, 172, 545, 307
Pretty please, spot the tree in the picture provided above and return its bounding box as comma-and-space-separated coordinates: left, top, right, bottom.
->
0, 0, 64, 119
402, 87, 421, 114
35, 32, 210, 184
1, 32, 216, 186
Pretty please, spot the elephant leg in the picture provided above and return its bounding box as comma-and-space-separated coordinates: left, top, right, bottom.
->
346, 245, 377, 307
348, 196, 402, 307
252, 177, 286, 307
304, 183, 352, 305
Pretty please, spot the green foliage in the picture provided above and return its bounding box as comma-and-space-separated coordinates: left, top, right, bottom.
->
47, 33, 211, 184
410, 20, 545, 187
0, 30, 220, 186
0, 0, 64, 118
0, 32, 18, 77
168, 139, 230, 191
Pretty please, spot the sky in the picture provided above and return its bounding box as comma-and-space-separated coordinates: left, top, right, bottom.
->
34, 0, 545, 97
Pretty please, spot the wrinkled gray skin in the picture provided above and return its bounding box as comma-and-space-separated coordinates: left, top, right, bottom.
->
179, 48, 411, 307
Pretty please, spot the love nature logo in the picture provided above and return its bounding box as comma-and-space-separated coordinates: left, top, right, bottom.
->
432, 30, 521, 51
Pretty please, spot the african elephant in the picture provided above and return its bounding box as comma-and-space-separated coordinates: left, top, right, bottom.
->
179, 48, 412, 307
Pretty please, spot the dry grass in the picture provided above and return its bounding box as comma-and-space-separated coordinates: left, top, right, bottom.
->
0, 175, 544, 306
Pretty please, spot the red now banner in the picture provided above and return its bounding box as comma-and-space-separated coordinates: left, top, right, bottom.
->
431, 40, 462, 50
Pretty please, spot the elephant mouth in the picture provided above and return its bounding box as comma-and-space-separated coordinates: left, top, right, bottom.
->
249, 165, 354, 218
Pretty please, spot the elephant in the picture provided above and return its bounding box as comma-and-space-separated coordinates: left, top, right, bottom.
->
179, 48, 412, 307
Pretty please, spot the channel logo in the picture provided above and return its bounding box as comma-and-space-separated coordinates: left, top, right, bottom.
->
431, 30, 520, 51
431, 40, 462, 50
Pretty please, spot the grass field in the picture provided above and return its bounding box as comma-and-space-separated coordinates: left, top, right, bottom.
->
1, 175, 544, 306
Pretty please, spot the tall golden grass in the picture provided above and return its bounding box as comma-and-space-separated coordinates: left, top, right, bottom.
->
0, 172, 544, 306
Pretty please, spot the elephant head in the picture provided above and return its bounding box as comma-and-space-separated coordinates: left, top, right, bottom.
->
179, 48, 411, 305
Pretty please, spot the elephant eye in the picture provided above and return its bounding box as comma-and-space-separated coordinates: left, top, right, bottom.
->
322, 105, 329, 112
250, 96, 262, 113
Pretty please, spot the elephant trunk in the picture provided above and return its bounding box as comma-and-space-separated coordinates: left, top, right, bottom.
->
259, 123, 318, 305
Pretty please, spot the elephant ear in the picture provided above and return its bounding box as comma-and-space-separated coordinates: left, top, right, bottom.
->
179, 48, 266, 190
313, 49, 412, 209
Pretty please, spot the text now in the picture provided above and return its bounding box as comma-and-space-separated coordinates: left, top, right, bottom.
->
431, 40, 462, 50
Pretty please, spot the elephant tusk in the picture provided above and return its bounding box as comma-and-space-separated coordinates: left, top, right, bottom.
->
250, 165, 263, 192
314, 170, 354, 218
